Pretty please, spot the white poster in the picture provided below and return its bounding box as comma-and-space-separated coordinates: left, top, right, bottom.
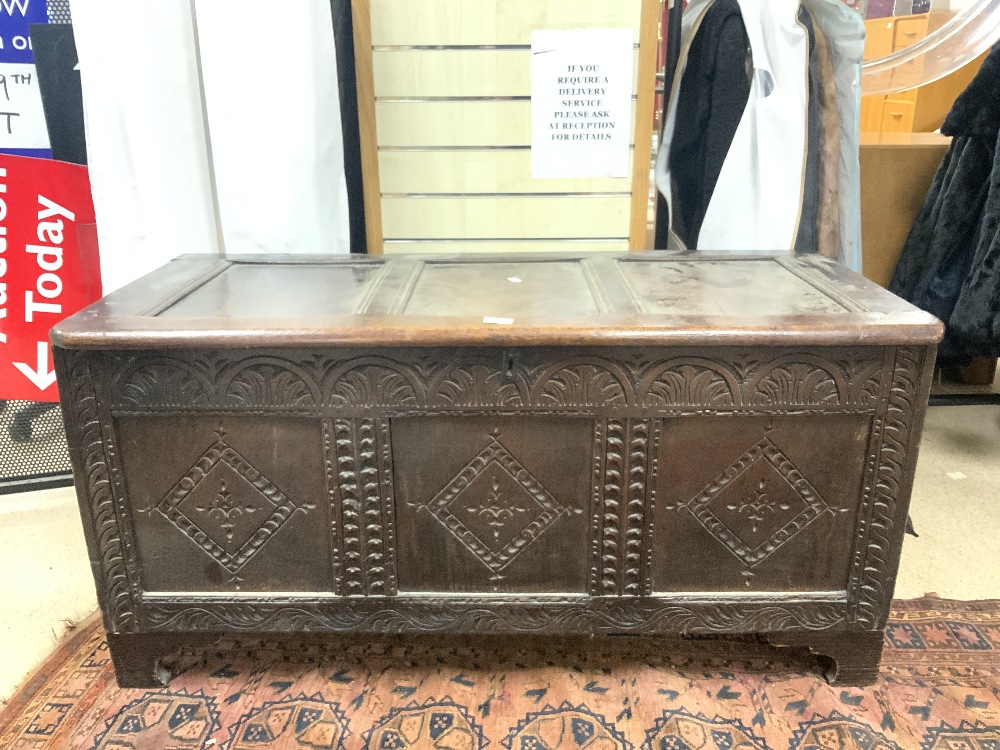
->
530, 28, 633, 179
0, 63, 51, 150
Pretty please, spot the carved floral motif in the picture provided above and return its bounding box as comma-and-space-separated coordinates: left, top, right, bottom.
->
157, 430, 309, 587
680, 436, 830, 578
422, 434, 572, 584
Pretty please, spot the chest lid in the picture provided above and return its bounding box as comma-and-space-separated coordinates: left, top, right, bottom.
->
51, 253, 943, 349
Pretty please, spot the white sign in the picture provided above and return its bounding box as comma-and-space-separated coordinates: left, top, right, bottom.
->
530, 28, 633, 179
0, 63, 51, 150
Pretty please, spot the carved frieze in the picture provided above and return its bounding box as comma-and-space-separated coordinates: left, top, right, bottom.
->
108, 347, 886, 414
143, 596, 847, 634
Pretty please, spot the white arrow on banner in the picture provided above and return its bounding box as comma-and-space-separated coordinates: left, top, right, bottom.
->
13, 341, 57, 391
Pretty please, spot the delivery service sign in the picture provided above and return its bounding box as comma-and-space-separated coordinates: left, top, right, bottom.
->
0, 155, 101, 401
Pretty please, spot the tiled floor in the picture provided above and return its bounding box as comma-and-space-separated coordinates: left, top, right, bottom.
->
893, 404, 1000, 600
0, 404, 998, 703
0, 488, 97, 703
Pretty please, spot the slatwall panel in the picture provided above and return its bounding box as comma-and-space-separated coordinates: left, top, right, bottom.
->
372, 49, 641, 98
374, 101, 639, 148
379, 150, 633, 194
353, 0, 658, 255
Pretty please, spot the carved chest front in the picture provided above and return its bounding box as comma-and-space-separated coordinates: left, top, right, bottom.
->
51, 252, 942, 687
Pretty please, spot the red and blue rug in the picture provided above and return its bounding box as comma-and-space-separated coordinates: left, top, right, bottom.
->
2, 597, 1000, 749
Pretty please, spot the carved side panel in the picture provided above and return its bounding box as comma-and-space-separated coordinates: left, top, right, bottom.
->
591, 419, 658, 596
850, 347, 929, 628
327, 418, 397, 596
55, 349, 139, 632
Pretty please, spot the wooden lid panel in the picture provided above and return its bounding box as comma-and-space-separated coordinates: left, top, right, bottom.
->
51, 253, 944, 349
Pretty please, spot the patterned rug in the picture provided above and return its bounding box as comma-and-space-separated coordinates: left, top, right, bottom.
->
2, 598, 1000, 750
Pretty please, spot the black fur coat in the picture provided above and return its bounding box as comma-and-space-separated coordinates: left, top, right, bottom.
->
889, 45, 1000, 360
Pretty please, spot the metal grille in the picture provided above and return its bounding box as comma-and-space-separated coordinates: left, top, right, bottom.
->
0, 400, 73, 494
47, 0, 72, 23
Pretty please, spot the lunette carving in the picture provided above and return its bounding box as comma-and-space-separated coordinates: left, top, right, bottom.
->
91, 343, 927, 635
427, 357, 530, 407
638, 359, 739, 407
108, 348, 886, 414
531, 358, 633, 407
324, 359, 421, 408
219, 356, 320, 407
746, 356, 845, 407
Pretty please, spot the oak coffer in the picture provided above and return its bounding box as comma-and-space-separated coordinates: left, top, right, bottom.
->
51, 253, 942, 687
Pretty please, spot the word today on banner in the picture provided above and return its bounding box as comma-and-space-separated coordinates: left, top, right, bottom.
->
0, 154, 101, 402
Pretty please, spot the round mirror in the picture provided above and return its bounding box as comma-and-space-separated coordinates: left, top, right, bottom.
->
857, 0, 1000, 95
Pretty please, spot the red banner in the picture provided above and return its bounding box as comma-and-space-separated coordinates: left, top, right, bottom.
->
0, 155, 102, 402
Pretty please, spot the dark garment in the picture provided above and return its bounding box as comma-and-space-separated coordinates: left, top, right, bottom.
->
814, 20, 842, 260
669, 0, 751, 248
794, 4, 819, 255
889, 44, 1000, 359
28, 24, 87, 165
329, 0, 367, 253
942, 46, 1000, 142
950, 129, 1000, 352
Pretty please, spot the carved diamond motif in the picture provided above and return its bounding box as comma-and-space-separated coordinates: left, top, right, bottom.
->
427, 436, 568, 577
158, 432, 300, 576
686, 437, 828, 567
